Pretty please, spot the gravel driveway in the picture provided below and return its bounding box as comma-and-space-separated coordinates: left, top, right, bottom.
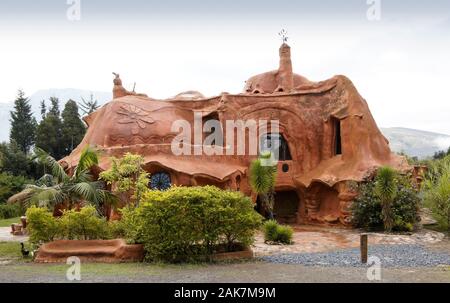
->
261, 244, 450, 267
0, 261, 449, 283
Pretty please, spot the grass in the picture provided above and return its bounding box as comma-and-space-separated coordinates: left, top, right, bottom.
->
0, 241, 24, 259
0, 217, 21, 227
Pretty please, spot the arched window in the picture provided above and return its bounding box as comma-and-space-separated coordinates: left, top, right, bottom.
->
150, 172, 172, 191
260, 133, 292, 161
203, 112, 223, 147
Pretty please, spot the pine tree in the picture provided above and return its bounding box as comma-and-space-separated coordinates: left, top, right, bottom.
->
40, 100, 46, 119
9, 90, 37, 153
61, 100, 86, 154
48, 96, 60, 116
79, 93, 100, 116
35, 97, 64, 160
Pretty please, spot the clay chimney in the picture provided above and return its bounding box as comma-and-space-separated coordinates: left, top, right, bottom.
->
278, 43, 294, 92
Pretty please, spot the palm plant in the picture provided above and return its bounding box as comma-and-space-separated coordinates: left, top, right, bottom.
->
249, 152, 277, 220
375, 166, 398, 232
23, 146, 116, 213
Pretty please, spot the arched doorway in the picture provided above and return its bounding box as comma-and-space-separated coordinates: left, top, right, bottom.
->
273, 191, 299, 224
256, 191, 299, 224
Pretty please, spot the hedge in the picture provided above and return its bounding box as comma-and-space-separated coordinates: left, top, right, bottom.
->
121, 186, 263, 262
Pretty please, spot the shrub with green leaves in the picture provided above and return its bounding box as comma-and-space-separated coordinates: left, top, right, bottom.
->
26, 206, 113, 244
26, 206, 62, 243
99, 153, 149, 206
263, 220, 294, 244
0, 203, 22, 219
351, 176, 420, 232
121, 186, 263, 263
0, 173, 32, 204
422, 156, 450, 232
61, 206, 110, 240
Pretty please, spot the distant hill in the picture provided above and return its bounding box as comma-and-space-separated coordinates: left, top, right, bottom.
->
0, 89, 112, 142
381, 127, 450, 159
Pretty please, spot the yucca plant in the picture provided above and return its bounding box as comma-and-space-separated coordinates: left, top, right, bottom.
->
249, 152, 277, 219
22, 146, 117, 213
375, 166, 398, 232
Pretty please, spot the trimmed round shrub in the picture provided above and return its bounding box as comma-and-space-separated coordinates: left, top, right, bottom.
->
121, 186, 263, 263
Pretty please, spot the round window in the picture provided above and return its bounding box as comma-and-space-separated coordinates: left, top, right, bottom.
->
150, 172, 172, 191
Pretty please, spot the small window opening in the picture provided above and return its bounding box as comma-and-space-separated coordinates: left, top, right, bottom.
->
333, 118, 342, 155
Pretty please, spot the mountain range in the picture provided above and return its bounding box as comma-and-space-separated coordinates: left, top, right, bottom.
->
0, 89, 449, 159
381, 127, 450, 159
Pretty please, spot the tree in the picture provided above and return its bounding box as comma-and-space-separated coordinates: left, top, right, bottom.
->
48, 97, 60, 116
0, 141, 31, 176
40, 100, 46, 119
375, 166, 398, 232
434, 147, 450, 160
99, 153, 149, 206
21, 146, 116, 212
35, 97, 64, 159
9, 90, 37, 153
61, 100, 86, 155
249, 152, 277, 220
79, 93, 100, 116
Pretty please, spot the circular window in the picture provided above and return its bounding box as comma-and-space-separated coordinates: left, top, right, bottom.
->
150, 172, 172, 191
282, 163, 290, 173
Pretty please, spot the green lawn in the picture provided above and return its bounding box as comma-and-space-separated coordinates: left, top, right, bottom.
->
0, 217, 21, 227
0, 242, 23, 259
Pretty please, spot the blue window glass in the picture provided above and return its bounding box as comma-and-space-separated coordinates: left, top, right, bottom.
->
150, 172, 171, 191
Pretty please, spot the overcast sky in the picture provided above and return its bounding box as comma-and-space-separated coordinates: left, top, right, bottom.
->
0, 0, 449, 134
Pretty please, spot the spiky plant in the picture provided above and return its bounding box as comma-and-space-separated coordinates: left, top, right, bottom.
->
249, 152, 277, 219
375, 166, 398, 232
423, 156, 450, 233
22, 146, 116, 213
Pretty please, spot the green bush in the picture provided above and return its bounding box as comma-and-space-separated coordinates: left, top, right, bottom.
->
276, 225, 294, 244
26, 206, 113, 244
121, 186, 263, 263
0, 172, 32, 203
422, 156, 450, 231
351, 179, 420, 232
263, 220, 294, 244
26, 206, 62, 244
61, 206, 110, 240
0, 203, 22, 219
263, 220, 278, 242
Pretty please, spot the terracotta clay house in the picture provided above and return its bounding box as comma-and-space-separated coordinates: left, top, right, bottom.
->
62, 42, 409, 225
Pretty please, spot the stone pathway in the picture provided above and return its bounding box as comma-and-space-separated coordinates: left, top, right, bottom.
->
252, 225, 445, 256
0, 227, 29, 242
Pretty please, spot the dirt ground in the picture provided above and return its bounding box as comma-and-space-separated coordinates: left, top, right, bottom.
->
0, 261, 449, 283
